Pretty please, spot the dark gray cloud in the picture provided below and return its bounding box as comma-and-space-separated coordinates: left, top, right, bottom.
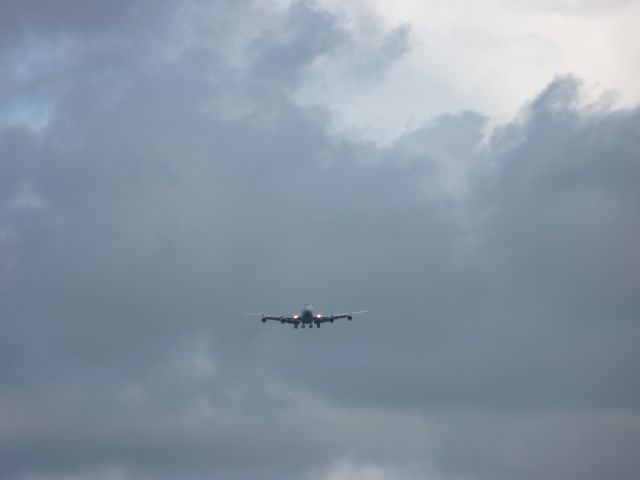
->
249, 2, 350, 86
0, 0, 173, 42
1, 1, 639, 480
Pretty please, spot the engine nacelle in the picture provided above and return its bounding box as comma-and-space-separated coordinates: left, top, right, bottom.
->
330, 316, 334, 323
261, 317, 267, 323
347, 315, 352, 321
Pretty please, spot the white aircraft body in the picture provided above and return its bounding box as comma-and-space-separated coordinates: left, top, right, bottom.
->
246, 303, 367, 328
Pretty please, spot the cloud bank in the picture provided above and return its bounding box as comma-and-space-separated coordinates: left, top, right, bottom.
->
1, 1, 639, 479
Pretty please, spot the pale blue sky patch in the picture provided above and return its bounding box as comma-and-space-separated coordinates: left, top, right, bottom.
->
0, 95, 54, 131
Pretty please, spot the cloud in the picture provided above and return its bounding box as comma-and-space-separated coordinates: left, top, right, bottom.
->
249, 2, 350, 86
312, 458, 430, 480
512, 0, 638, 15
310, 0, 640, 143
0, 0, 172, 43
0, 1, 639, 480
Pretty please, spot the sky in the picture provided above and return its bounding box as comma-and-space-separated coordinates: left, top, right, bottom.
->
0, 1, 639, 479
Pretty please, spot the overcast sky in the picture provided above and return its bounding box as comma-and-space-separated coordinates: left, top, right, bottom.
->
1, 1, 639, 479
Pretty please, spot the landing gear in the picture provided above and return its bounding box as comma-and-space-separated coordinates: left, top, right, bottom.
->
302, 324, 306, 328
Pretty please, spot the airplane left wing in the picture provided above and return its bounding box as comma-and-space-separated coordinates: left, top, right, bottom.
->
316, 310, 368, 323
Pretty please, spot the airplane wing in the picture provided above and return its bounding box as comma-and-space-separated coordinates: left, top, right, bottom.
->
245, 313, 297, 324
316, 310, 368, 323
278, 317, 297, 324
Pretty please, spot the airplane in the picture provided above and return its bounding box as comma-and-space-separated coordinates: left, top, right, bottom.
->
246, 303, 367, 328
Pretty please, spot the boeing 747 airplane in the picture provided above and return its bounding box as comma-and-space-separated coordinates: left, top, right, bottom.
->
246, 303, 367, 328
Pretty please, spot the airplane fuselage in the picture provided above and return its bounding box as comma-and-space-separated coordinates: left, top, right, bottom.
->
295, 303, 318, 325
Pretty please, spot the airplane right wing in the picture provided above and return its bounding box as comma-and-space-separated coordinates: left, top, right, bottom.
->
245, 313, 297, 324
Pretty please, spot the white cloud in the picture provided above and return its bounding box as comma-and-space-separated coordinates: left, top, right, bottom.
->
304, 0, 640, 143
313, 458, 436, 480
